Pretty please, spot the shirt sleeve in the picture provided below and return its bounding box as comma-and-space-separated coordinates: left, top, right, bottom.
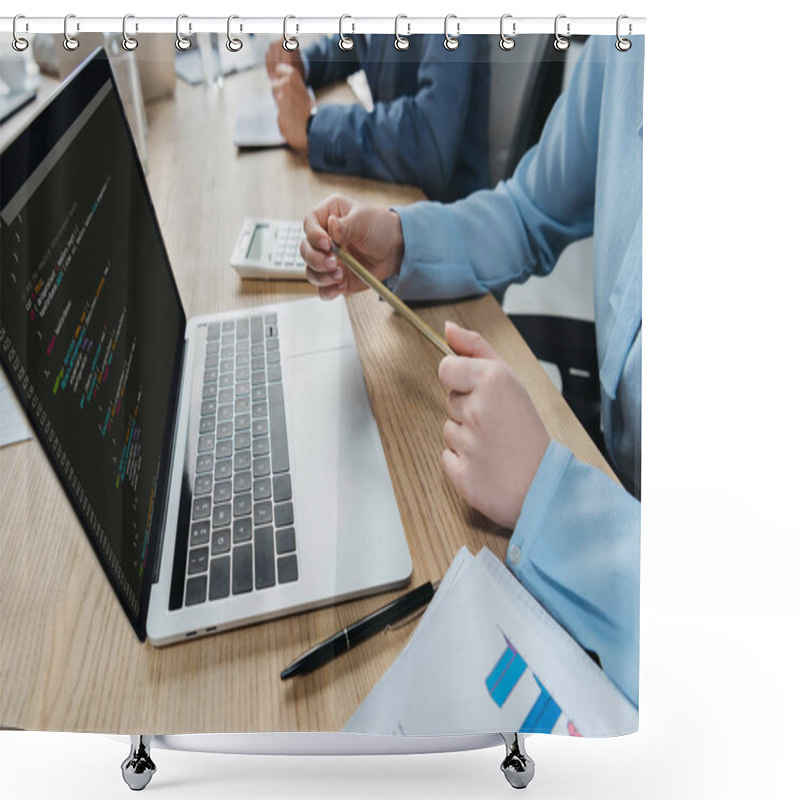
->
392, 37, 607, 302
505, 441, 641, 708
307, 36, 482, 200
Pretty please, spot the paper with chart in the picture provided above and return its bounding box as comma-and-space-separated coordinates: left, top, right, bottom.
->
344, 547, 638, 737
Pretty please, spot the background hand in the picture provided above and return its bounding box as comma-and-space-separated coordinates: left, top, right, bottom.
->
300, 195, 405, 301
438, 322, 551, 530
271, 63, 312, 155
265, 39, 304, 80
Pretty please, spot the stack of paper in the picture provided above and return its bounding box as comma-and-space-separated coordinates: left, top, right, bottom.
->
344, 547, 638, 737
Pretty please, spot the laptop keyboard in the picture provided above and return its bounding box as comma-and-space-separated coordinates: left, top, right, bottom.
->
182, 313, 298, 607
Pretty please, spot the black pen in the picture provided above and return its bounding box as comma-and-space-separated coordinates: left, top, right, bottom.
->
281, 581, 439, 679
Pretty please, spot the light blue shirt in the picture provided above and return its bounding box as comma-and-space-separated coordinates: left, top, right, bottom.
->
393, 36, 643, 708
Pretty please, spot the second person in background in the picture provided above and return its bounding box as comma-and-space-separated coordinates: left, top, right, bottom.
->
266, 34, 490, 202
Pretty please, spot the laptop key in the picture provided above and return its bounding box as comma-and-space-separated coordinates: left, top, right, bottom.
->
213, 503, 232, 528
203, 368, 218, 384
200, 399, 216, 417
268, 383, 289, 473
277, 554, 298, 584
194, 474, 213, 496
253, 456, 271, 477
196, 453, 213, 473
213, 480, 232, 504
215, 439, 233, 459
235, 413, 251, 432
273, 474, 291, 502
234, 432, 250, 451
199, 416, 215, 434
214, 458, 232, 480
235, 381, 250, 397
192, 497, 211, 520
274, 502, 294, 528
265, 337, 279, 351
209, 556, 230, 600
190, 520, 210, 546
254, 501, 272, 526
197, 434, 214, 453
211, 528, 231, 555
234, 470, 251, 494
185, 575, 207, 606
234, 450, 250, 472
219, 387, 234, 404
251, 356, 266, 372
267, 364, 282, 383
218, 404, 233, 422
217, 421, 233, 439
233, 493, 252, 518
253, 418, 268, 437
276, 526, 296, 555
233, 517, 252, 543
220, 344, 235, 359
202, 383, 216, 399
253, 477, 271, 501
232, 545, 254, 594
252, 370, 266, 386
254, 526, 276, 588
235, 396, 249, 414
222, 320, 235, 333
236, 319, 249, 339
221, 332, 235, 347
252, 401, 268, 419
188, 546, 209, 574
253, 436, 269, 456
207, 322, 221, 340
252, 385, 267, 402
219, 358, 234, 374
266, 349, 280, 365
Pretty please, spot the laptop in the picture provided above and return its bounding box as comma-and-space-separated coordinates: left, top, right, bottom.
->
0, 49, 412, 646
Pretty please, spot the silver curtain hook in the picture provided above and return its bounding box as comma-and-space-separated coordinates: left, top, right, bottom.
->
63, 13, 79, 51
394, 15, 410, 51
443, 14, 460, 51
12, 14, 29, 51
554, 14, 570, 51
499, 14, 515, 51
616, 14, 632, 51
226, 15, 243, 52
283, 15, 299, 51
339, 14, 355, 51
121, 14, 139, 51
175, 14, 191, 50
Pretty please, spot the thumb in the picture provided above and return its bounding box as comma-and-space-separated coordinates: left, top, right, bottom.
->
328, 213, 360, 249
445, 321, 498, 360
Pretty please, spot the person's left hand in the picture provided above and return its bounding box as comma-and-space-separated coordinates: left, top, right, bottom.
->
271, 63, 313, 155
438, 322, 551, 530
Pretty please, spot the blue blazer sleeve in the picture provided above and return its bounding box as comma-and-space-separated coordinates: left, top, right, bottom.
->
506, 442, 640, 708
393, 38, 606, 301
307, 36, 483, 200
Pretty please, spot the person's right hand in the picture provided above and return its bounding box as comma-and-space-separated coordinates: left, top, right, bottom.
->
265, 39, 305, 81
301, 195, 405, 301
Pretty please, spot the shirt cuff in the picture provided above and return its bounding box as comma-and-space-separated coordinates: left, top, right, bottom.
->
505, 440, 572, 578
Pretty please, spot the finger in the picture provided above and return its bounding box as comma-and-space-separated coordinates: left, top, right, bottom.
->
305, 260, 344, 288
303, 204, 336, 254
446, 390, 469, 423
318, 283, 346, 302
443, 418, 467, 456
438, 355, 481, 394
299, 239, 339, 277
441, 449, 465, 494
444, 321, 498, 360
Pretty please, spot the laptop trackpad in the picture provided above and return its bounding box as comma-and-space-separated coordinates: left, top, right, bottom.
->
283, 345, 410, 594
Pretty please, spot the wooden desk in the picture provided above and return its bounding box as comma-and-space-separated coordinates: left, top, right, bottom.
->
0, 67, 612, 733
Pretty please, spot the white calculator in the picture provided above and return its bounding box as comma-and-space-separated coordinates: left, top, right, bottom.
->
229, 218, 307, 280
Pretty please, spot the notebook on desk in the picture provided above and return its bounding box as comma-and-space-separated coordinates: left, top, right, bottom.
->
0, 48, 412, 646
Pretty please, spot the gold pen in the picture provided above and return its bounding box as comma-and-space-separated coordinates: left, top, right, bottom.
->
330, 243, 455, 357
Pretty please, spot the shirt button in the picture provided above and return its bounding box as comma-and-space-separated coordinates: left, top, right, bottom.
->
509, 544, 522, 565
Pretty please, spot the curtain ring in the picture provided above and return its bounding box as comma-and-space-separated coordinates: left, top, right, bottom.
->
12, 14, 29, 51
339, 15, 355, 51
175, 14, 191, 50
226, 15, 243, 52
554, 14, 570, 51
394, 15, 410, 51
121, 14, 138, 51
283, 15, 299, 51
63, 13, 79, 51
443, 14, 460, 51
616, 15, 632, 51
499, 14, 515, 51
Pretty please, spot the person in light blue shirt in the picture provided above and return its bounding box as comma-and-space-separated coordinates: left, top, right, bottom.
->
300, 35, 643, 710
266, 34, 490, 201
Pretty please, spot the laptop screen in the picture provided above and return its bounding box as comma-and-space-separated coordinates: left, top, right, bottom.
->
0, 51, 185, 639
